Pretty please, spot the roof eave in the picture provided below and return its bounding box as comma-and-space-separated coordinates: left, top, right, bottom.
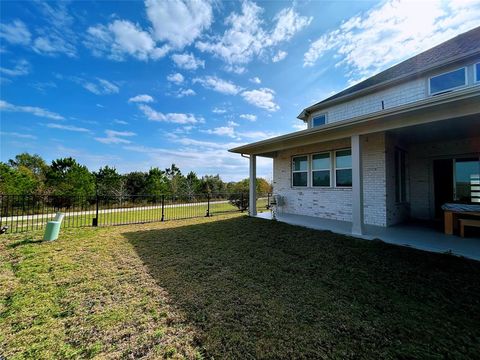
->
300, 50, 480, 117
229, 86, 480, 155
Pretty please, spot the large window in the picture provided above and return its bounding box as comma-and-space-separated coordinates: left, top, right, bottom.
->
475, 63, 480, 83
312, 114, 326, 127
455, 158, 480, 203
335, 149, 352, 187
312, 153, 330, 187
429, 67, 466, 95
292, 156, 308, 187
395, 148, 407, 203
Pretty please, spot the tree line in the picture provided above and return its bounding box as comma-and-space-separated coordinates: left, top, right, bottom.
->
0, 153, 272, 197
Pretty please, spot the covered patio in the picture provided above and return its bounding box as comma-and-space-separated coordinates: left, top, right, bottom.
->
256, 211, 480, 261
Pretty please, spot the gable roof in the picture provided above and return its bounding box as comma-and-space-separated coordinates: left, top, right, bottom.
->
298, 26, 480, 119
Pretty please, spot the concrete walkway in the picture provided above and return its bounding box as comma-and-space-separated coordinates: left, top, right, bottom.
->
256, 212, 480, 261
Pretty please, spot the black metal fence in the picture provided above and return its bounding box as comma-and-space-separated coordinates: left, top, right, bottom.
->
0, 193, 270, 234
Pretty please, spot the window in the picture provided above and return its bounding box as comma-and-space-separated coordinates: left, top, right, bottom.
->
429, 67, 466, 95
475, 63, 480, 83
454, 158, 480, 203
312, 153, 330, 187
312, 114, 326, 127
335, 149, 352, 187
292, 156, 308, 187
395, 149, 407, 203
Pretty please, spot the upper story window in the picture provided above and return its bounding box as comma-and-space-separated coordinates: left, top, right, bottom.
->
292, 156, 308, 187
312, 114, 327, 127
475, 63, 480, 83
429, 67, 467, 95
335, 149, 352, 187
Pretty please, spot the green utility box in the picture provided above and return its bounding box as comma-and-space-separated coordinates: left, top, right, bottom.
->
43, 213, 65, 241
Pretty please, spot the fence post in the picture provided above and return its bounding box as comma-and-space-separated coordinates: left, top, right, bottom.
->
161, 195, 165, 221
205, 193, 210, 217
267, 193, 270, 210
240, 193, 244, 212
92, 193, 99, 227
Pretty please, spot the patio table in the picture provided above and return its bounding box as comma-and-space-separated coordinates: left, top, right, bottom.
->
442, 204, 480, 235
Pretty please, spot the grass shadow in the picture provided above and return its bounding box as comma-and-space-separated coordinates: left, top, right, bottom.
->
6, 238, 43, 249
124, 216, 480, 359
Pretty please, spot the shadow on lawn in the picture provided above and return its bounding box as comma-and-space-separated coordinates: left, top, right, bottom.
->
124, 216, 480, 359
6, 238, 43, 249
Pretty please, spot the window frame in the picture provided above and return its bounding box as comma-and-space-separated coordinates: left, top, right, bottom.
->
428, 67, 467, 96
334, 148, 352, 188
311, 113, 327, 128
311, 152, 331, 187
291, 155, 309, 187
474, 63, 480, 84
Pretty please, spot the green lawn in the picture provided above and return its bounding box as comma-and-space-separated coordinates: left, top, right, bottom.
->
1, 214, 480, 359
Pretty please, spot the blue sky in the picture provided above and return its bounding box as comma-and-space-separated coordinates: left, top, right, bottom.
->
1, 0, 479, 181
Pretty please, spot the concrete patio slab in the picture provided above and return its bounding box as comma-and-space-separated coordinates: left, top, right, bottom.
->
256, 212, 480, 261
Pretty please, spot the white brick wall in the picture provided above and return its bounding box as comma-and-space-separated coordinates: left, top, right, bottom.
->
311, 78, 426, 124
272, 132, 387, 226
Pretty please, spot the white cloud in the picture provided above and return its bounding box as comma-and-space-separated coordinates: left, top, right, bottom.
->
292, 122, 307, 131
113, 119, 129, 125
239, 114, 257, 121
270, 7, 312, 44
46, 123, 90, 132
171, 52, 205, 70
193, 76, 242, 95
0, 131, 37, 140
249, 76, 261, 84
128, 94, 154, 103
0, 20, 31, 45
176, 88, 196, 97
138, 104, 202, 124
95, 129, 136, 144
272, 50, 287, 63
145, 0, 213, 49
196, 2, 311, 66
241, 88, 279, 112
0, 100, 64, 120
303, 0, 480, 82
205, 126, 237, 138
236, 130, 280, 140
82, 78, 119, 95
32, 2, 77, 57
85, 20, 170, 61
212, 107, 227, 114
0, 59, 30, 77
167, 72, 184, 84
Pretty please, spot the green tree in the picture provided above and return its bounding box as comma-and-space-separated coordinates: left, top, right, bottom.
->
199, 174, 226, 194
94, 166, 125, 197
0, 163, 37, 194
7, 153, 48, 194
124, 171, 148, 195
145, 167, 169, 195
46, 157, 95, 197
165, 164, 185, 194
184, 171, 201, 196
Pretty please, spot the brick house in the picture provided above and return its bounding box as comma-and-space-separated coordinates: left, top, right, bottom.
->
229, 27, 480, 236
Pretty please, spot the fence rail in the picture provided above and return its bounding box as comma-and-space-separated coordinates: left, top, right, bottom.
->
0, 193, 270, 234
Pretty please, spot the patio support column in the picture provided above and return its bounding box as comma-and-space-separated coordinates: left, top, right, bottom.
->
249, 155, 257, 217
351, 134, 364, 235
